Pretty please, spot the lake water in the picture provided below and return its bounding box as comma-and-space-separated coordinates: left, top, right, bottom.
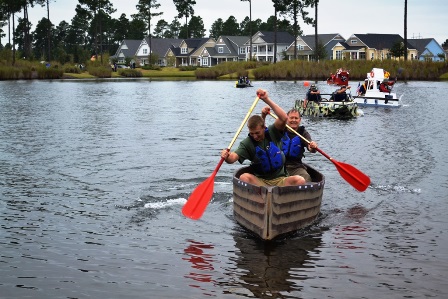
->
1, 78, 447, 299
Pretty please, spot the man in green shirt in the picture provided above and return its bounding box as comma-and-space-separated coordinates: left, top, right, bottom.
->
221, 89, 306, 187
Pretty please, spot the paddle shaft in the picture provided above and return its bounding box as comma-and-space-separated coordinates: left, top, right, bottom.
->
210, 96, 260, 177
182, 96, 260, 219
268, 112, 370, 191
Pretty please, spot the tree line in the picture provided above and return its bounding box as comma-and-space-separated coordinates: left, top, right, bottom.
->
0, 0, 320, 65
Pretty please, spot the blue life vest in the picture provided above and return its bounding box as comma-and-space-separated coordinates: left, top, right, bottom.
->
250, 128, 284, 174
282, 134, 302, 158
255, 142, 283, 173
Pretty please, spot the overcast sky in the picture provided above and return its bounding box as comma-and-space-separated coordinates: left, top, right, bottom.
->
2, 0, 447, 45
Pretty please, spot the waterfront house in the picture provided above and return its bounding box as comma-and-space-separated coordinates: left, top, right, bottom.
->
199, 35, 249, 67
244, 31, 295, 62
286, 34, 345, 60
408, 38, 446, 61
339, 33, 418, 60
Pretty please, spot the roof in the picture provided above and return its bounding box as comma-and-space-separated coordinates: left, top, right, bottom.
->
252, 31, 295, 44
352, 33, 415, 49
407, 38, 435, 53
144, 37, 182, 56
300, 34, 345, 49
115, 39, 142, 57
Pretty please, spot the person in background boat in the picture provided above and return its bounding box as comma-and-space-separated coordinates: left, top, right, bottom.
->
261, 106, 318, 182
379, 81, 391, 92
333, 85, 351, 101
357, 80, 368, 96
221, 89, 307, 187
304, 84, 321, 107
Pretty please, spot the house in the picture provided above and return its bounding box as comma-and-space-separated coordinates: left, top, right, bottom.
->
135, 37, 182, 66
199, 35, 249, 67
340, 34, 418, 60
408, 38, 446, 61
285, 34, 345, 60
166, 38, 215, 67
112, 39, 142, 64
244, 31, 295, 62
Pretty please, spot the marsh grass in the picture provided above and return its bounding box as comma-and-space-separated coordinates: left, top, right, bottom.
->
252, 60, 448, 81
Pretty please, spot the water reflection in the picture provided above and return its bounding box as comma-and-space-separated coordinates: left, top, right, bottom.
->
230, 233, 323, 298
183, 239, 216, 295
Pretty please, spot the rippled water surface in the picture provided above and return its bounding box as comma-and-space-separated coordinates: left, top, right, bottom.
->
1, 79, 447, 299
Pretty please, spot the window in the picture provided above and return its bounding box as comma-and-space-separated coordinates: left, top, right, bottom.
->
218, 47, 223, 53
181, 47, 188, 54
253, 46, 257, 53
202, 57, 208, 65
296, 45, 304, 50
143, 49, 148, 55
240, 47, 246, 54
351, 39, 357, 44
335, 50, 342, 60
268, 45, 272, 52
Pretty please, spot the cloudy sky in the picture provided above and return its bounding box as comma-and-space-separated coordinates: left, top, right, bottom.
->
3, 0, 447, 44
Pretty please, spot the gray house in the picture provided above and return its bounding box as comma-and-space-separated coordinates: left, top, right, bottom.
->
199, 35, 249, 67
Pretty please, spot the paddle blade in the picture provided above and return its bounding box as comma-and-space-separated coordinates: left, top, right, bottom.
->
332, 159, 371, 192
182, 175, 216, 220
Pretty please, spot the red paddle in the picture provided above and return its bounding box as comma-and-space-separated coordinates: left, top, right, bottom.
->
182, 97, 261, 220
269, 112, 370, 192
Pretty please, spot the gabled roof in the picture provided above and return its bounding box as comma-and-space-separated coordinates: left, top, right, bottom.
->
351, 33, 415, 50
407, 38, 438, 54
144, 37, 182, 57
300, 34, 345, 49
226, 36, 250, 47
114, 39, 142, 57
185, 38, 210, 49
250, 31, 295, 44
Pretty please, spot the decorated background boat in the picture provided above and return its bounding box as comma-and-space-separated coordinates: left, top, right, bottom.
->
353, 68, 403, 108
295, 93, 362, 119
326, 68, 350, 86
233, 164, 325, 241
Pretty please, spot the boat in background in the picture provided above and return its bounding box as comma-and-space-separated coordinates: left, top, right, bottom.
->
235, 77, 253, 88
295, 93, 362, 119
353, 68, 403, 108
233, 164, 325, 241
326, 68, 350, 86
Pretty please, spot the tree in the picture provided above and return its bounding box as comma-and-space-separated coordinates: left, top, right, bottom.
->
113, 14, 130, 42
136, 0, 163, 66
169, 17, 181, 38
389, 41, 405, 59
187, 15, 205, 38
442, 39, 448, 48
404, 0, 407, 61
153, 19, 169, 38
304, 0, 319, 61
0, 0, 25, 64
222, 16, 239, 36
66, 5, 90, 54
280, 0, 313, 60
173, 0, 196, 38
128, 17, 145, 40
33, 17, 53, 60
209, 18, 224, 39
78, 0, 116, 62
240, 0, 252, 60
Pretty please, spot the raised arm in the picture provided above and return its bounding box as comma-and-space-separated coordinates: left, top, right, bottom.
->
256, 89, 287, 131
